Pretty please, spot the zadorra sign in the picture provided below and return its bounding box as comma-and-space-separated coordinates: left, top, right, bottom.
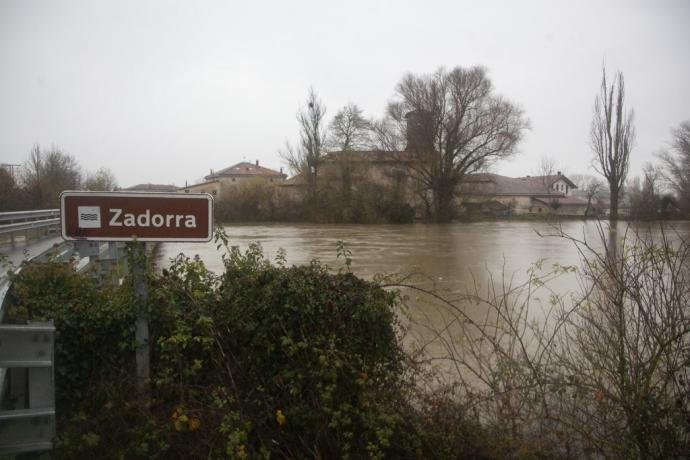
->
60, 191, 213, 242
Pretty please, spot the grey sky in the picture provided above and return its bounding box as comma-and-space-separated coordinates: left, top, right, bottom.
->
1, 0, 688, 188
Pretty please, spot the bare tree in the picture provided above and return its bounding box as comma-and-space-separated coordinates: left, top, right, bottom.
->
590, 68, 635, 222
324, 104, 373, 215
0, 167, 28, 211
327, 104, 371, 152
658, 120, 690, 217
370, 117, 405, 152
280, 88, 327, 209
571, 174, 605, 216
385, 66, 528, 222
84, 167, 118, 191
396, 225, 690, 457
21, 144, 81, 208
534, 155, 558, 192
628, 163, 664, 220
22, 145, 44, 207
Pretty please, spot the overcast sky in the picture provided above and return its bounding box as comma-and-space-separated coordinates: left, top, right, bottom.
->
1, 0, 689, 188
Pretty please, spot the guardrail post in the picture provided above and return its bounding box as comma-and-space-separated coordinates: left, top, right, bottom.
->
107, 242, 119, 285
128, 241, 149, 399
0, 322, 56, 455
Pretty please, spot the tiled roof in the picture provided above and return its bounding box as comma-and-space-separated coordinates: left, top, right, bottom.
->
178, 179, 219, 190
516, 174, 577, 189
279, 173, 309, 187
207, 162, 285, 179
124, 183, 179, 192
463, 173, 577, 197
323, 150, 415, 163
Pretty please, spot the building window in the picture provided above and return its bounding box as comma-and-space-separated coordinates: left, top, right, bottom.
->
185, 189, 189, 193
232, 178, 236, 182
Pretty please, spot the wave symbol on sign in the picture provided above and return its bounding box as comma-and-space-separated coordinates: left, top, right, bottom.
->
80, 213, 99, 220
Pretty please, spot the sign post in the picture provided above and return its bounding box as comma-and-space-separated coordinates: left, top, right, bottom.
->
129, 241, 149, 397
60, 191, 213, 398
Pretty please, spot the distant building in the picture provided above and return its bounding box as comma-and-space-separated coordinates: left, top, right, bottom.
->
180, 160, 287, 198
461, 172, 590, 216
0, 163, 21, 180
123, 183, 179, 192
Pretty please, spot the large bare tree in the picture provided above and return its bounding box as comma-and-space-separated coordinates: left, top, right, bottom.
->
590, 68, 635, 222
658, 120, 690, 216
21, 144, 81, 208
385, 66, 528, 222
325, 104, 373, 214
281, 88, 327, 205
327, 103, 371, 152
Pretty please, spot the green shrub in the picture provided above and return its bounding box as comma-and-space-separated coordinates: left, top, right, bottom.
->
6, 244, 413, 458
5, 242, 545, 459
215, 244, 407, 458
6, 261, 136, 410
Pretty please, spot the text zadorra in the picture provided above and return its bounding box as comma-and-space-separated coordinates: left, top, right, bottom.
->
109, 208, 197, 228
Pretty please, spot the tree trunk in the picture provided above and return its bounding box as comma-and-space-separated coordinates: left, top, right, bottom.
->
609, 188, 619, 223
434, 186, 455, 223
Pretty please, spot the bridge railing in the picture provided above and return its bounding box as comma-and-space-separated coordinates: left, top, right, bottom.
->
0, 206, 138, 454
0, 209, 61, 244
0, 236, 100, 455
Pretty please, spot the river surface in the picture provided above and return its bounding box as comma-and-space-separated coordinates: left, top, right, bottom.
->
161, 220, 690, 295
160, 220, 690, 378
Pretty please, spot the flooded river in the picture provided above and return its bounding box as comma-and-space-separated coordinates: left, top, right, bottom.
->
160, 220, 690, 378
161, 220, 690, 296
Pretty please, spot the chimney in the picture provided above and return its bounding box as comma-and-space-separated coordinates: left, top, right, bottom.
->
256, 160, 259, 166
557, 171, 561, 176
404, 110, 434, 153
280, 167, 283, 174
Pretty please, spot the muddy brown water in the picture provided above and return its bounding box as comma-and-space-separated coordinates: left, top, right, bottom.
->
161, 221, 690, 294
160, 220, 690, 380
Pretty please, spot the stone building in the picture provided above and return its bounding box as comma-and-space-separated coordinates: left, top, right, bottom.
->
180, 160, 286, 198
460, 172, 590, 216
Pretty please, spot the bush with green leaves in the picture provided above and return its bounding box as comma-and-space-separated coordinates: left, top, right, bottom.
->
5, 259, 165, 457
148, 241, 420, 458
5, 237, 545, 459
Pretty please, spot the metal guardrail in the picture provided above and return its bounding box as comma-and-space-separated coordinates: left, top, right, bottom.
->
0, 240, 84, 456
0, 322, 56, 455
0, 218, 60, 235
0, 215, 134, 454
0, 209, 60, 240
0, 209, 60, 223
